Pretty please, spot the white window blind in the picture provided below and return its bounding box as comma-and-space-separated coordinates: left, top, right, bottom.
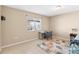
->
27, 16, 42, 31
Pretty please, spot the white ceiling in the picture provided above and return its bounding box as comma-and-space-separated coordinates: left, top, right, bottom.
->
5, 5, 79, 16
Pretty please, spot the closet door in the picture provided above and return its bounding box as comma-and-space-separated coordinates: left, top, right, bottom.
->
0, 5, 2, 52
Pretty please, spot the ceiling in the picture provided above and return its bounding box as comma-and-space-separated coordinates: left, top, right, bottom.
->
5, 5, 79, 16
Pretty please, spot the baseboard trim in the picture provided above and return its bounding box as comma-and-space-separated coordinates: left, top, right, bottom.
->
2, 38, 38, 48
54, 36, 69, 41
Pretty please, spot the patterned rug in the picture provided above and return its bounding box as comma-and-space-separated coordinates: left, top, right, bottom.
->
37, 41, 69, 54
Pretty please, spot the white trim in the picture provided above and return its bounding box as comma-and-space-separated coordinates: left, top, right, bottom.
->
2, 38, 38, 48
54, 35, 69, 41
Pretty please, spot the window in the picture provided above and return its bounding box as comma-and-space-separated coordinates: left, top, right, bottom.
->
27, 16, 41, 31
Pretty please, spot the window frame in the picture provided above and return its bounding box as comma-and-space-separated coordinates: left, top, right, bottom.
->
27, 16, 42, 31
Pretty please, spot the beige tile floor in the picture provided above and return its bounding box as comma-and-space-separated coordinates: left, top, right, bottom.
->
2, 39, 48, 54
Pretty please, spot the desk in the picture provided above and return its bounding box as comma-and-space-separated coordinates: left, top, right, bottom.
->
39, 32, 52, 40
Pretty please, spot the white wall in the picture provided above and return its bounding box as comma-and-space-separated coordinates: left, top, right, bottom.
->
2, 6, 50, 46
50, 11, 79, 39
0, 6, 2, 52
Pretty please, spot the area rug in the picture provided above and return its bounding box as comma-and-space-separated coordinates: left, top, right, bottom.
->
37, 41, 69, 54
